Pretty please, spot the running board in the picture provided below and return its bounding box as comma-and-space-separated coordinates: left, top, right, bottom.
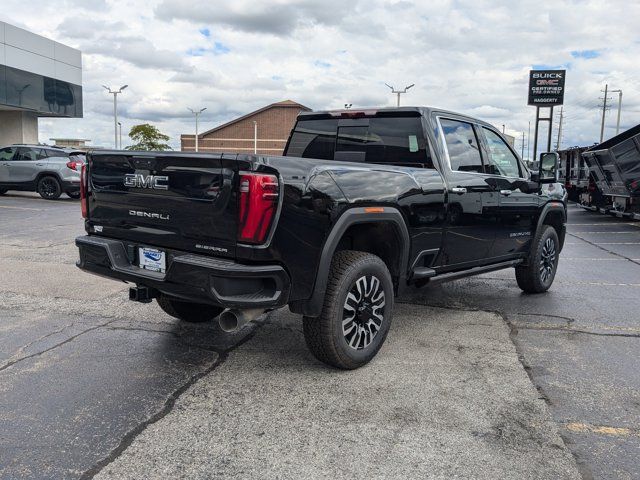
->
425, 259, 523, 285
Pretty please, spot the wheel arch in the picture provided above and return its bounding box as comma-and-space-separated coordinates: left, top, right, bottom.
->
536, 201, 566, 251
291, 206, 410, 317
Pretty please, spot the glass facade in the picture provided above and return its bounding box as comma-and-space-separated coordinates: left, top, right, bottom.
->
0, 64, 82, 117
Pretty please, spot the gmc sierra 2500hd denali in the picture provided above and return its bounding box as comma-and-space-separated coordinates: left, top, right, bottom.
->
76, 107, 566, 369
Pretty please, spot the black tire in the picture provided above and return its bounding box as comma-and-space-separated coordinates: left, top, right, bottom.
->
37, 176, 62, 200
66, 191, 80, 199
157, 295, 224, 323
0, 188, 7, 195
515, 225, 559, 293
303, 250, 394, 370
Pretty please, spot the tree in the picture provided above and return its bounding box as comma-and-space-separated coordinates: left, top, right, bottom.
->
126, 124, 172, 151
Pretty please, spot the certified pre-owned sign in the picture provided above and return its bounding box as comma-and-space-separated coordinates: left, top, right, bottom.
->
528, 70, 566, 106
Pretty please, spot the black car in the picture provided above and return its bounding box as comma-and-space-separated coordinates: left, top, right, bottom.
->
75, 107, 567, 369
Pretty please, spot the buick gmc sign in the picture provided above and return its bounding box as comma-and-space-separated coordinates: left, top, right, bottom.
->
528, 70, 566, 106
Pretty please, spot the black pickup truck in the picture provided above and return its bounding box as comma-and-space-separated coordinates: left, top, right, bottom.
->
76, 107, 566, 369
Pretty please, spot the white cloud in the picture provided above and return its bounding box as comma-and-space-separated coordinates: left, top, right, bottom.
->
0, 0, 638, 155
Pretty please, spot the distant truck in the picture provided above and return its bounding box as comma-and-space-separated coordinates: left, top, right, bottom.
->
580, 123, 640, 218
75, 107, 567, 369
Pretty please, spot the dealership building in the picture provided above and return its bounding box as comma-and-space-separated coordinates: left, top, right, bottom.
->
181, 100, 310, 155
0, 21, 82, 146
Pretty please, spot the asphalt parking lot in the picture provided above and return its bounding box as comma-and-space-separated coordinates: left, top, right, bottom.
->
1, 192, 638, 479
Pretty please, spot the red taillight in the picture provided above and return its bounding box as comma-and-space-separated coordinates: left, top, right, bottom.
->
80, 164, 88, 218
237, 173, 279, 244
66, 161, 78, 171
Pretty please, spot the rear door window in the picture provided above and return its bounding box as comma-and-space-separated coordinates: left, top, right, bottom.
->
439, 119, 484, 173
15, 148, 38, 161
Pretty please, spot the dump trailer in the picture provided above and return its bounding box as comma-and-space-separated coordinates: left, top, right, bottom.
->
558, 146, 591, 202
580, 123, 640, 219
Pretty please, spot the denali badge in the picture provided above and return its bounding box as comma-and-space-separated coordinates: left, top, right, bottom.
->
124, 173, 169, 190
129, 210, 170, 220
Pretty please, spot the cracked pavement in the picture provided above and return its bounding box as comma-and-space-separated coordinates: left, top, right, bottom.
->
0, 193, 635, 479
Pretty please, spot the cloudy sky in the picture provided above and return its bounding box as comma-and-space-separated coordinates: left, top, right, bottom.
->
2, 0, 639, 157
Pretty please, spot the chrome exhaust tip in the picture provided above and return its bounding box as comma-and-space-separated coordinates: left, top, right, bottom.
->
218, 308, 265, 333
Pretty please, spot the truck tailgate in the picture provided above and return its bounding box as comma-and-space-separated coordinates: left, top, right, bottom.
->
87, 152, 238, 257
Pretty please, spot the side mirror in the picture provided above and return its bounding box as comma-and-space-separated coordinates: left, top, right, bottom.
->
537, 152, 559, 184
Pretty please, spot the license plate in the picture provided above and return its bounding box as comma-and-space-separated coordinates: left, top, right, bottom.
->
138, 247, 166, 273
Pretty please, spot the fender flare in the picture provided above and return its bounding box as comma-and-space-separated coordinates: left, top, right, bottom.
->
536, 201, 567, 250
295, 206, 410, 317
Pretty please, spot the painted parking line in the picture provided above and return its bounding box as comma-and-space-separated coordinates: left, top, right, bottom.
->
592, 242, 640, 245
0, 205, 43, 211
565, 422, 639, 437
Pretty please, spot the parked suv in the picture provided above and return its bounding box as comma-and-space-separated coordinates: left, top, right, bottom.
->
76, 107, 567, 369
0, 145, 85, 199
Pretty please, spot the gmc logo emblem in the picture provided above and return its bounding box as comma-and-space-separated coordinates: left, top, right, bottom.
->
124, 173, 169, 190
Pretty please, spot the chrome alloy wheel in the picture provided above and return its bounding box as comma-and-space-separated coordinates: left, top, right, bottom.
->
342, 275, 386, 350
539, 237, 557, 283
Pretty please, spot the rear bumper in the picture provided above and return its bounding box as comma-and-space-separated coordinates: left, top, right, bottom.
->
61, 177, 80, 192
75, 235, 290, 308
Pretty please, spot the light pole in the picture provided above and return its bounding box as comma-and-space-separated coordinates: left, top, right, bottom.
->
103, 84, 128, 149
610, 89, 623, 135
344, 103, 352, 110
117, 122, 122, 149
253, 121, 257, 154
385, 83, 414, 107
188, 107, 207, 152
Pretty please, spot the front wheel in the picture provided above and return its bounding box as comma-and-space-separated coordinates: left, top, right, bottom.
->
157, 295, 223, 323
515, 225, 559, 293
303, 251, 394, 369
37, 176, 62, 200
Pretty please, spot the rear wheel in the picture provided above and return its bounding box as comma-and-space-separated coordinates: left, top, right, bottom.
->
157, 295, 223, 323
303, 251, 394, 369
37, 176, 62, 200
515, 225, 559, 293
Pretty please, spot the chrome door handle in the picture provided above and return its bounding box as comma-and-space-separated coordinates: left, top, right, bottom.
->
451, 187, 467, 194
499, 190, 512, 196
35, 163, 45, 166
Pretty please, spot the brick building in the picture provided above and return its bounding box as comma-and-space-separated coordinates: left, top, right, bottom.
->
180, 100, 311, 155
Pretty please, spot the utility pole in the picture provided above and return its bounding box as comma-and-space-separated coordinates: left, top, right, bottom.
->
527, 121, 531, 162
103, 84, 128, 149
599, 84, 609, 143
556, 107, 563, 151
521, 131, 525, 158
117, 122, 122, 149
610, 89, 623, 135
188, 107, 206, 152
385, 83, 414, 107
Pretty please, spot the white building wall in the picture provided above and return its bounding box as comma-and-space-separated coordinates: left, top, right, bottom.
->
0, 21, 82, 85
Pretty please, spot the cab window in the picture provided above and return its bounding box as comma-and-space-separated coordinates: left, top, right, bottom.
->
440, 119, 483, 173
482, 128, 522, 178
